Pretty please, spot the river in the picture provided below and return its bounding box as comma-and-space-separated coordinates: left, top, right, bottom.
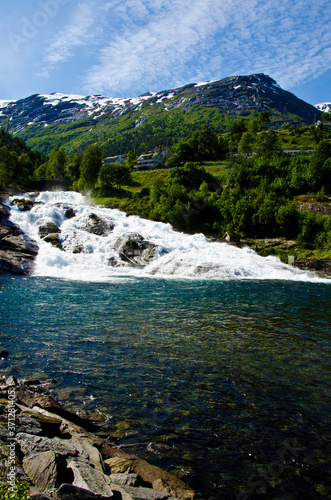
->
0, 191, 330, 499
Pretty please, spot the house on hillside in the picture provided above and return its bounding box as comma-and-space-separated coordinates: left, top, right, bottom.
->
102, 154, 127, 166
265, 119, 301, 130
135, 151, 163, 169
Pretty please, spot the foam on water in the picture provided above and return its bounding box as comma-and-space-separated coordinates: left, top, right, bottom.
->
8, 191, 328, 282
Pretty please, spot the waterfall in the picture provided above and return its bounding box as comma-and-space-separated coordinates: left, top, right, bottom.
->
8, 191, 324, 282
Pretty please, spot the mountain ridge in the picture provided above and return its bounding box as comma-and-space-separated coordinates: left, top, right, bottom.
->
0, 73, 324, 155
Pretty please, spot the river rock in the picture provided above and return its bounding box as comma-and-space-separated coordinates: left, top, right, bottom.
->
11, 198, 40, 212
38, 222, 60, 238
1, 380, 195, 500
108, 473, 139, 487
56, 483, 113, 500
104, 456, 194, 500
67, 459, 114, 497
80, 213, 114, 237
0, 203, 39, 274
114, 233, 160, 266
65, 208, 76, 219
23, 450, 66, 491
113, 485, 171, 500
43, 234, 63, 249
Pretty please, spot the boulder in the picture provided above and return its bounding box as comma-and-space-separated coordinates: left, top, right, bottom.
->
23, 450, 66, 491
104, 455, 195, 500
108, 473, 139, 487
0, 204, 39, 274
67, 459, 113, 498
114, 233, 160, 266
11, 198, 39, 212
57, 483, 113, 500
81, 213, 114, 237
38, 222, 60, 238
1, 383, 195, 500
65, 208, 76, 219
43, 234, 63, 250
0, 350, 9, 358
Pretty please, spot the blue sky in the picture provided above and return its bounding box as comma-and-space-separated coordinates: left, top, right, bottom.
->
0, 0, 330, 105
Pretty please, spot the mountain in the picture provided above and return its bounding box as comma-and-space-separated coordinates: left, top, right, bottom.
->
315, 102, 331, 114
0, 73, 322, 155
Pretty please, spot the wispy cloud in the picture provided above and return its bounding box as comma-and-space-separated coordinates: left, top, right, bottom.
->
39, 2, 98, 76
83, 0, 331, 96
1, 0, 330, 101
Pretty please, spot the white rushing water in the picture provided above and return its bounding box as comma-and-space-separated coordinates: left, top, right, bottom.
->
8, 191, 327, 282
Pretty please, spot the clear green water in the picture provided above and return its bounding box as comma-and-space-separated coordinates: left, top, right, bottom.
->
0, 276, 330, 499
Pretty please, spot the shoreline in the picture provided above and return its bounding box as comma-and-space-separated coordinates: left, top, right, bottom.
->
0, 374, 196, 500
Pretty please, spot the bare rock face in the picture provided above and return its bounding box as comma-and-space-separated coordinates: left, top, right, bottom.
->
0, 202, 39, 274
114, 233, 160, 266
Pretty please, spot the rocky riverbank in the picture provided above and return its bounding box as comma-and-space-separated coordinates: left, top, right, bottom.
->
0, 375, 196, 500
0, 200, 38, 275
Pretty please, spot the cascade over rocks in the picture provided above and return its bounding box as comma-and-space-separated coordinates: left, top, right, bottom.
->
0, 202, 39, 274
0, 377, 195, 500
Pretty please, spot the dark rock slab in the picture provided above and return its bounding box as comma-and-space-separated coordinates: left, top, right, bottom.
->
0, 202, 39, 275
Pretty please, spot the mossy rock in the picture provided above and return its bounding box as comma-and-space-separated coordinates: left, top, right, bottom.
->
43, 234, 62, 250
38, 222, 60, 238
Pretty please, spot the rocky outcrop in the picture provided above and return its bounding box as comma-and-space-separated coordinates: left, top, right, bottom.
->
0, 378, 195, 500
295, 257, 331, 275
78, 213, 115, 237
294, 200, 331, 216
37, 221, 63, 249
11, 198, 40, 212
114, 233, 160, 266
0, 202, 39, 274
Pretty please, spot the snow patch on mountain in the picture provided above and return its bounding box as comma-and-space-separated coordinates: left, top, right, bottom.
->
38, 92, 156, 118
315, 102, 331, 113
0, 100, 15, 109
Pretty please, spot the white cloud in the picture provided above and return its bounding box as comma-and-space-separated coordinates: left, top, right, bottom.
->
41, 2, 97, 72
82, 0, 331, 96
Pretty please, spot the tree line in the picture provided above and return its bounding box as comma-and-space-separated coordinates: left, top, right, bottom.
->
1, 122, 330, 252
